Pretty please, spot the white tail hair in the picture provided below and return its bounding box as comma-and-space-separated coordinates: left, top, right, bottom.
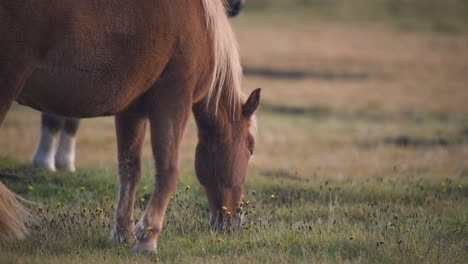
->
0, 181, 28, 240
200, 0, 244, 118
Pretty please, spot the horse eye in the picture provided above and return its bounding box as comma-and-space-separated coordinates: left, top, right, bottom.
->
249, 148, 254, 156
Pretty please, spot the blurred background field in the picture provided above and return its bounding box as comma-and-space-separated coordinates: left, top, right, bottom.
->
1, 0, 467, 263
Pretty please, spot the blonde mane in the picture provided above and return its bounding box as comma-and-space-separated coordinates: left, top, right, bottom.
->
200, 0, 244, 118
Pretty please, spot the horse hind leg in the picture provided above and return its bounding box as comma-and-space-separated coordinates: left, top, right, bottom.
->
0, 19, 40, 125
0, 69, 36, 240
0, 4, 46, 241
32, 113, 64, 171
55, 117, 80, 172
110, 111, 147, 244
0, 61, 35, 126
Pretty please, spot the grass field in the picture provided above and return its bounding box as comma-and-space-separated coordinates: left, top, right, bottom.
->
1, 1, 468, 263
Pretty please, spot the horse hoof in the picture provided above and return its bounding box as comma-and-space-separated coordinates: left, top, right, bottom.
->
109, 226, 135, 244
131, 241, 157, 255
32, 156, 56, 172
55, 159, 76, 172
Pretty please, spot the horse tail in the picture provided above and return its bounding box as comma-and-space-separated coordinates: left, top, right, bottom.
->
0, 181, 28, 240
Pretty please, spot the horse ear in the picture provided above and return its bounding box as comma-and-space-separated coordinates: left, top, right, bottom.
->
242, 88, 261, 117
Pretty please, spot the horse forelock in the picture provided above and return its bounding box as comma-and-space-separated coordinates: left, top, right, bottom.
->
200, 0, 244, 120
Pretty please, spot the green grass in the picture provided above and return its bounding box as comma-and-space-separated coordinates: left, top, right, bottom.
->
0, 157, 466, 263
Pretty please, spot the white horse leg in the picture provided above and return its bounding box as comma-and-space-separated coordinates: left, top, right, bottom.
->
55, 117, 79, 172
55, 131, 77, 172
32, 119, 59, 171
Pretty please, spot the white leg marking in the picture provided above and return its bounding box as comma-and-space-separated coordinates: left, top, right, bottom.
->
55, 131, 77, 172
32, 127, 58, 171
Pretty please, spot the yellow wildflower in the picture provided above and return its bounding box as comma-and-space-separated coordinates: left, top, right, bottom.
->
271, 194, 276, 199
27, 185, 33, 191
147, 226, 153, 232
221, 205, 228, 211
185, 185, 191, 191
140, 197, 145, 202
350, 234, 356, 240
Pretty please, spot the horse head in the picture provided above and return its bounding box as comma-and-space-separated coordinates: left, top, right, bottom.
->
194, 88, 261, 227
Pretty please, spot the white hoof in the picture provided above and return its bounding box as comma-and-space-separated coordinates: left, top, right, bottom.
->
55, 158, 76, 172
32, 156, 56, 171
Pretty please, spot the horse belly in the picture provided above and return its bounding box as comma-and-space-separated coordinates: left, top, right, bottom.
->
17, 66, 137, 118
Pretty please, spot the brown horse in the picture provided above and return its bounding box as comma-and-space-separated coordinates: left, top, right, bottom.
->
0, 0, 259, 253
32, 0, 246, 172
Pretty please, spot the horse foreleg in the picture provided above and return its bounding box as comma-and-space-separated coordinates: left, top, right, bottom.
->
110, 111, 147, 244
132, 92, 191, 254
